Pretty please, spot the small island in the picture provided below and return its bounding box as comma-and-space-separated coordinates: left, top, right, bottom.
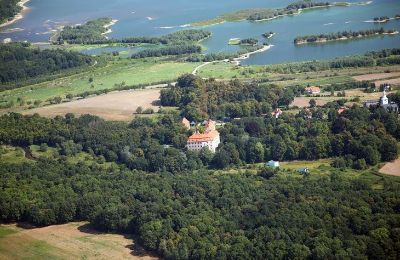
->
262, 32, 275, 39
294, 28, 398, 44
228, 38, 258, 46
373, 16, 390, 23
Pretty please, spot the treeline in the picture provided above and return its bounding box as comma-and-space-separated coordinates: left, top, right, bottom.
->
89, 29, 211, 45
248, 1, 330, 21
1, 153, 400, 259
131, 44, 201, 58
240, 38, 258, 45
0, 43, 93, 90
56, 17, 113, 44
373, 16, 389, 22
0, 0, 21, 24
56, 19, 211, 45
255, 48, 400, 74
294, 28, 397, 44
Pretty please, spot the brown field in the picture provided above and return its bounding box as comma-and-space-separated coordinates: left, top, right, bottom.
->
24, 88, 161, 121
379, 158, 400, 177
0, 222, 158, 260
290, 97, 328, 108
374, 78, 400, 86
352, 72, 400, 81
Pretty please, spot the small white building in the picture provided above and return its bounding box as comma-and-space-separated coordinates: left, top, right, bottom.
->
267, 160, 280, 168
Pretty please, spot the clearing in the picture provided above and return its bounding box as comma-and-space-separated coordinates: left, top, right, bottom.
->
0, 222, 157, 260
24, 88, 160, 121
379, 158, 400, 177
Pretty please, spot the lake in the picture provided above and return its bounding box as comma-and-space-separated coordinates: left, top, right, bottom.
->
1, 0, 399, 64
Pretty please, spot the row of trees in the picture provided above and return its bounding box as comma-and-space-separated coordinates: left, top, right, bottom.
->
251, 48, 400, 74
131, 44, 201, 58
294, 28, 396, 44
0, 43, 93, 89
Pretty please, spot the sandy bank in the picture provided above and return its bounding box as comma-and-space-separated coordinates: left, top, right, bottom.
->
0, 0, 31, 28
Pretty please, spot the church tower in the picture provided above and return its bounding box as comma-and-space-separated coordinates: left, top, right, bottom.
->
380, 90, 389, 106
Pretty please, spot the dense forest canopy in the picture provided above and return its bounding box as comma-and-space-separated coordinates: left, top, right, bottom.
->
0, 0, 21, 24
0, 111, 399, 259
0, 43, 93, 90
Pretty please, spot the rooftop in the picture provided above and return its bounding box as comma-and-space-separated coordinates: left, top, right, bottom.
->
188, 130, 219, 142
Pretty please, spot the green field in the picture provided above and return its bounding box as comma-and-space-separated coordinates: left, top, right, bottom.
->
0, 58, 199, 108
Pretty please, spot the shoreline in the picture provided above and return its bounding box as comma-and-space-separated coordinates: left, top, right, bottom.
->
192, 45, 272, 75
101, 19, 118, 39
190, 1, 371, 27
233, 44, 272, 63
0, 0, 31, 28
295, 31, 399, 45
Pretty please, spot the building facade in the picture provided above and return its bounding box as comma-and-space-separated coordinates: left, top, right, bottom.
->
186, 120, 220, 153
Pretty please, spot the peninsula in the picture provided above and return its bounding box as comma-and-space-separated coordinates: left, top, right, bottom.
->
190, 1, 367, 27
0, 0, 30, 28
294, 28, 398, 44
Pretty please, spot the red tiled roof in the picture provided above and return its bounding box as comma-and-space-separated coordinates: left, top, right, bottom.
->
188, 130, 219, 142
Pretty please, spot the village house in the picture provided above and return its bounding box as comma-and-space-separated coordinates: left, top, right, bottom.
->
186, 119, 220, 153
304, 86, 321, 95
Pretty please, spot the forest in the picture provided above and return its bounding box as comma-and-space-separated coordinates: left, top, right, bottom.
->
56, 17, 113, 44
0, 0, 21, 24
294, 28, 397, 44
0, 42, 93, 90
0, 103, 400, 259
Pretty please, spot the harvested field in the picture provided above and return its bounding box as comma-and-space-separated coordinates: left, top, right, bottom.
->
291, 97, 329, 108
374, 77, 400, 86
0, 222, 158, 260
379, 158, 400, 177
352, 72, 400, 81
24, 88, 160, 121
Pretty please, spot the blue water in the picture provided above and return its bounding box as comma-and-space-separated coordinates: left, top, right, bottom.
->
1, 0, 399, 64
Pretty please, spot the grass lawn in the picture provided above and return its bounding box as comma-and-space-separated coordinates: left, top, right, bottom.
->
0, 223, 154, 260
0, 146, 33, 164
0, 58, 199, 107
